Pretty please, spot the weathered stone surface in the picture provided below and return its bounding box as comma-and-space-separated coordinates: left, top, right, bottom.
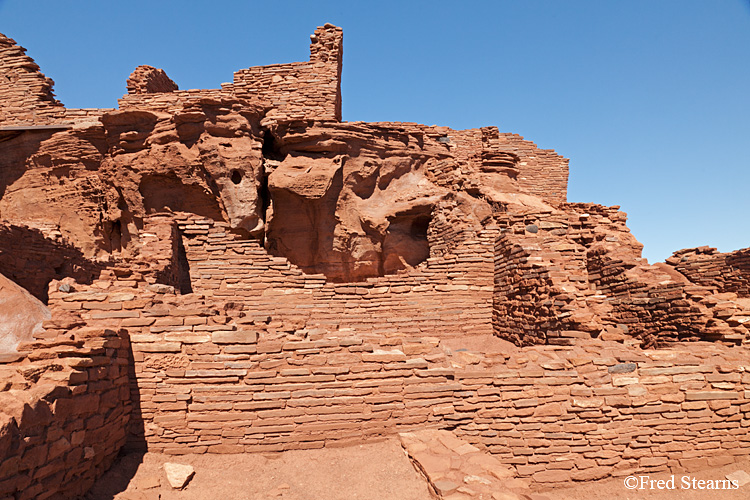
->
400, 430, 527, 498
608, 363, 636, 374
0, 273, 50, 354
2, 21, 750, 500
163, 462, 195, 489
726, 470, 750, 487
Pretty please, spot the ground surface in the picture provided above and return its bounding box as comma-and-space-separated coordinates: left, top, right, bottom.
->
86, 440, 750, 500
85, 438, 434, 500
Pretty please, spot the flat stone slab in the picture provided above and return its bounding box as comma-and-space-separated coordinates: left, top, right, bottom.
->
726, 469, 750, 487
163, 462, 195, 489
399, 429, 539, 499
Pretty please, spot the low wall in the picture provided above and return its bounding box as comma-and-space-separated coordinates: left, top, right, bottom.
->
31, 230, 750, 489
0, 324, 131, 499
177, 215, 496, 339
450, 342, 750, 484
62, 274, 750, 487
668, 246, 750, 298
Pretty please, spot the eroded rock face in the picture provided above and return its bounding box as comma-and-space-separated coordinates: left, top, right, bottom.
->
264, 123, 447, 280
0, 25, 572, 286
0, 103, 557, 283
263, 121, 548, 280
98, 98, 268, 249
0, 273, 50, 353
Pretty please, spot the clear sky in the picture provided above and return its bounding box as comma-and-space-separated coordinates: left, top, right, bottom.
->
1, 0, 748, 263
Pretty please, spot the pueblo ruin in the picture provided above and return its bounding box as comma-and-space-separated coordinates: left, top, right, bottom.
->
1, 23, 750, 499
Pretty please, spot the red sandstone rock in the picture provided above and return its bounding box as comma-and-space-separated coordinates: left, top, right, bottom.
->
163, 462, 195, 489
126, 65, 178, 94
0, 273, 49, 354
2, 22, 750, 500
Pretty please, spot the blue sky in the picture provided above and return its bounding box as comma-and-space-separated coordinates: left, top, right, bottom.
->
1, 0, 748, 263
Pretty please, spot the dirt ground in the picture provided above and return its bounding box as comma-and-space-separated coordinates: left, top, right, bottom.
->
85, 439, 750, 500
85, 438, 434, 500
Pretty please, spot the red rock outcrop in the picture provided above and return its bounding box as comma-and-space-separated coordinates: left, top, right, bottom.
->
126, 65, 179, 94
0, 24, 568, 283
2, 23, 750, 499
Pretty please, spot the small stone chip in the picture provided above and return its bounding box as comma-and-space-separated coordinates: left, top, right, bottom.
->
726, 469, 750, 487
163, 462, 195, 489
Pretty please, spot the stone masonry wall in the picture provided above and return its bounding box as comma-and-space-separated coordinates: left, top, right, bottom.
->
0, 223, 108, 303
448, 341, 750, 485
117, 24, 341, 123
4, 21, 750, 496
3, 208, 750, 491
40, 274, 750, 487
230, 24, 343, 122
0, 33, 112, 127
0, 215, 198, 499
668, 246, 750, 298
492, 205, 750, 348
0, 321, 131, 499
493, 227, 595, 347
126, 65, 179, 95
487, 128, 569, 206
177, 215, 495, 339
0, 33, 63, 125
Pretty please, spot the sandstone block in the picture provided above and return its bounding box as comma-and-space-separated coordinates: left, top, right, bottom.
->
361, 349, 407, 363
163, 462, 194, 489
685, 391, 740, 401
212, 330, 258, 344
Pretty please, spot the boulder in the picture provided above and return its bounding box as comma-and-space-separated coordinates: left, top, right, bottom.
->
0, 273, 50, 354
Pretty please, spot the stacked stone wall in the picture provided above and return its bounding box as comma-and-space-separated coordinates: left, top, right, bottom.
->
231, 24, 342, 122
4, 21, 750, 497
449, 342, 750, 485
0, 322, 131, 499
492, 129, 569, 206
177, 215, 496, 339
0, 34, 63, 125
668, 247, 750, 298
0, 34, 112, 127
3, 210, 750, 491
492, 205, 750, 347
40, 274, 750, 487
126, 65, 179, 95
493, 229, 594, 347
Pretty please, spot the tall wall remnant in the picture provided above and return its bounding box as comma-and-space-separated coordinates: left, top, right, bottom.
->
1, 24, 750, 499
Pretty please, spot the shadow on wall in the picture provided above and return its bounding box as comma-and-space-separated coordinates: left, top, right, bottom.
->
0, 273, 50, 355
82, 336, 148, 500
0, 130, 58, 200
0, 224, 108, 303
139, 173, 224, 221
0, 327, 141, 498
